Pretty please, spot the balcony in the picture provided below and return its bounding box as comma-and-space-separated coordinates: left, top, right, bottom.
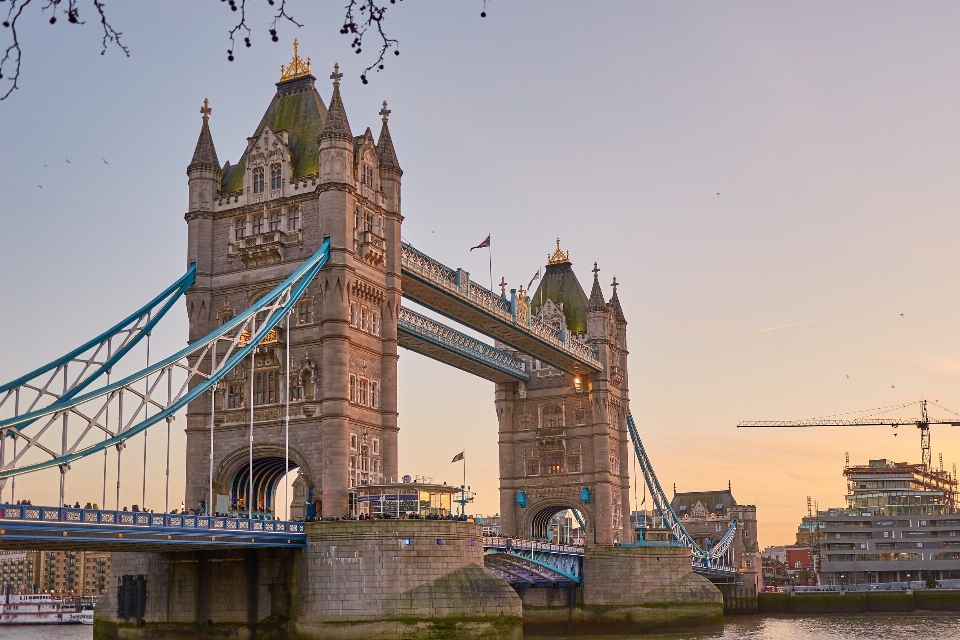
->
227, 229, 303, 267
357, 229, 387, 266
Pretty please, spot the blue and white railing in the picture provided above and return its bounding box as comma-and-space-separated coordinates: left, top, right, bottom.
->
0, 504, 304, 534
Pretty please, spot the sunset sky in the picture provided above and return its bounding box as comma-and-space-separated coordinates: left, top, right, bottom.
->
3, 1, 960, 547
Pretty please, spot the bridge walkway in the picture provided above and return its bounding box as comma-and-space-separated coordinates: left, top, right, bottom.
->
0, 504, 305, 551
401, 243, 602, 374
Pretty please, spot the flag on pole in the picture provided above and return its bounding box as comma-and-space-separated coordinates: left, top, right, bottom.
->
451, 451, 465, 463
470, 235, 491, 251
527, 269, 541, 290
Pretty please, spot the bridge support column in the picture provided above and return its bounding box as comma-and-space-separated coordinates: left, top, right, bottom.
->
95, 521, 522, 640
521, 546, 723, 634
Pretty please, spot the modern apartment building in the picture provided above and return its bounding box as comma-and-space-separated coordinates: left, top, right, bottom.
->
816, 458, 960, 585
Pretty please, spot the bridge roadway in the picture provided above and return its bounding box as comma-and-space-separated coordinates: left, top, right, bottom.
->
400, 242, 602, 374
0, 504, 586, 587
0, 504, 305, 551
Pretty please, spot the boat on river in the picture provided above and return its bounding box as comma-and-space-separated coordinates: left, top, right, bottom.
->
0, 593, 81, 625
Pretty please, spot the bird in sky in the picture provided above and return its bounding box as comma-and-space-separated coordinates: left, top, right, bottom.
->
891, 385, 895, 388
37, 185, 43, 189
103, 159, 109, 164
846, 374, 849, 378
900, 313, 904, 317
65, 159, 71, 164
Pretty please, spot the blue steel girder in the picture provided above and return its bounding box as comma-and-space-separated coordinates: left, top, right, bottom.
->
0, 264, 196, 429
400, 243, 602, 374
397, 307, 529, 383
626, 411, 739, 573
0, 240, 330, 479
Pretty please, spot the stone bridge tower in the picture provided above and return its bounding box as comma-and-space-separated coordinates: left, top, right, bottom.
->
183, 43, 402, 518
496, 242, 631, 546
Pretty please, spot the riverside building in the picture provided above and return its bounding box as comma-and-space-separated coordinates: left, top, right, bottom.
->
816, 458, 960, 586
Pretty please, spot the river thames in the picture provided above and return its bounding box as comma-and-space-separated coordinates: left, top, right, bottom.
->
6, 615, 960, 639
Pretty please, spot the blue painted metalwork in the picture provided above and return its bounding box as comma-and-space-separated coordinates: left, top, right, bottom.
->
0, 240, 330, 479
400, 242, 602, 372
580, 486, 591, 504
0, 504, 305, 549
516, 490, 527, 508
572, 508, 586, 531
483, 537, 583, 585
626, 411, 739, 576
397, 307, 529, 381
0, 265, 196, 430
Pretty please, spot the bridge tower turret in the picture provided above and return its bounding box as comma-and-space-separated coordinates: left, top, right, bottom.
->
182, 44, 401, 519
497, 243, 630, 546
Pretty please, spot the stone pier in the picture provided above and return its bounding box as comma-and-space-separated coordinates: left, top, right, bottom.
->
521, 545, 723, 634
94, 520, 522, 640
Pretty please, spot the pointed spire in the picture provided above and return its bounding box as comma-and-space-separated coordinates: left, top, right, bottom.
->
376, 100, 401, 170
188, 98, 220, 173
319, 63, 353, 141
609, 276, 626, 324
588, 262, 606, 311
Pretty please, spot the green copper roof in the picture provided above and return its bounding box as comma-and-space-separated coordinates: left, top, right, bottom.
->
530, 261, 589, 335
221, 75, 328, 193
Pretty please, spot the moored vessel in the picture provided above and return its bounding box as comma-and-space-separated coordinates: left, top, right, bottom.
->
0, 592, 81, 625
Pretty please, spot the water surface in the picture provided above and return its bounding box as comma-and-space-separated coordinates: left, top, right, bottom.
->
5, 615, 960, 639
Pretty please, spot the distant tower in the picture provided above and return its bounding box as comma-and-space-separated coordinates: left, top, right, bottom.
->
495, 241, 631, 545
183, 43, 402, 518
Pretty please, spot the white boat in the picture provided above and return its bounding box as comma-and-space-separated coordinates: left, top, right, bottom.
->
73, 608, 94, 624
0, 593, 80, 625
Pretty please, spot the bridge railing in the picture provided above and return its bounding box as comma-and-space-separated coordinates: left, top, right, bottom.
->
401, 243, 602, 371
482, 537, 584, 556
0, 505, 304, 534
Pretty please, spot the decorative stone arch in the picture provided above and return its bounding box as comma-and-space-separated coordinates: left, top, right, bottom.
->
213, 443, 314, 515
519, 496, 593, 545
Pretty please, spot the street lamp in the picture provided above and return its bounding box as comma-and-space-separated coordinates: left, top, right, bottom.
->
906, 573, 911, 589
840, 574, 845, 591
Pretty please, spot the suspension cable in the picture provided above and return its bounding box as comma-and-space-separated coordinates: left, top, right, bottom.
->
249, 323, 256, 520
103, 365, 110, 510
142, 331, 150, 510
116, 390, 123, 511
284, 311, 290, 521
60, 366, 68, 507
165, 366, 172, 514
209, 340, 217, 517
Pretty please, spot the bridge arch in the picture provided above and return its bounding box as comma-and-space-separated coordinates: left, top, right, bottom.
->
520, 498, 592, 545
214, 444, 314, 516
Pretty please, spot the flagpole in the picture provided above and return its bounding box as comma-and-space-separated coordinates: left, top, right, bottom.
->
488, 237, 493, 291
463, 453, 467, 516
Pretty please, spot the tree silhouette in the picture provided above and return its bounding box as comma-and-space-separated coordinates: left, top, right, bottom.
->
0, 0, 490, 100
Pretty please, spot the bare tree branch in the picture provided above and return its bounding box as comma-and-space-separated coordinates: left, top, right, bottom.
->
223, 0, 302, 61
1, 0, 33, 100
340, 0, 400, 85
0, 0, 128, 100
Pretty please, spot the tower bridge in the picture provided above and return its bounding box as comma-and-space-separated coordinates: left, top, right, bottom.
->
0, 42, 737, 638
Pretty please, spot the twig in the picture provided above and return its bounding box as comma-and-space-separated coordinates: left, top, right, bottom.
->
340, 0, 400, 84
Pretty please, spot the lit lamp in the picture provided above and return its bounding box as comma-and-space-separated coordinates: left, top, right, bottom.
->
573, 376, 582, 394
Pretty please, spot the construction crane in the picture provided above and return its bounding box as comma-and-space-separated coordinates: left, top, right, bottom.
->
738, 400, 960, 471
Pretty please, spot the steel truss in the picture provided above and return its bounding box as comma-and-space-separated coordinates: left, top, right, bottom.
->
627, 411, 738, 574
0, 240, 330, 481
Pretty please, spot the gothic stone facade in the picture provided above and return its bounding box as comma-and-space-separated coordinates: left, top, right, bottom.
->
183, 52, 402, 518
496, 254, 632, 546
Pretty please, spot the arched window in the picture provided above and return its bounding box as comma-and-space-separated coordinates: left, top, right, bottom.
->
270, 163, 282, 190
287, 205, 301, 231
254, 370, 279, 405
252, 167, 265, 194
252, 215, 264, 235
269, 210, 281, 231
541, 404, 564, 429
234, 218, 246, 241
228, 384, 244, 409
